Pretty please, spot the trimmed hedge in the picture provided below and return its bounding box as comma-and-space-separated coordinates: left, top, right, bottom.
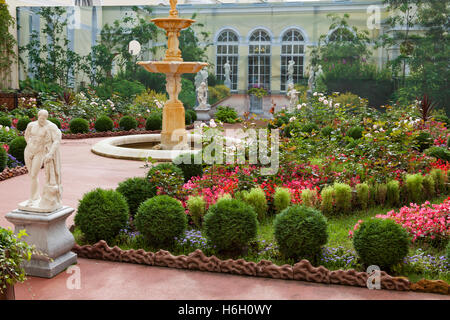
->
8, 136, 27, 164
17, 117, 31, 132
116, 177, 156, 217
119, 116, 137, 131
69, 118, 89, 134
145, 113, 162, 131
94, 115, 114, 132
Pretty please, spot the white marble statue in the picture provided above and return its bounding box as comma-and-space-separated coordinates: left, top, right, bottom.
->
200, 67, 209, 86
287, 59, 295, 85
308, 65, 316, 92
196, 82, 208, 109
316, 65, 324, 82
286, 83, 298, 113
224, 60, 231, 81
20, 109, 63, 212
194, 71, 203, 90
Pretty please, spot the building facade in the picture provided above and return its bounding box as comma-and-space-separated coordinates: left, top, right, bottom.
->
13, 0, 390, 94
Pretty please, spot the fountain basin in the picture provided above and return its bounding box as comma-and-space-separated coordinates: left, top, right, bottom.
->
151, 17, 195, 30
91, 134, 201, 162
137, 61, 207, 74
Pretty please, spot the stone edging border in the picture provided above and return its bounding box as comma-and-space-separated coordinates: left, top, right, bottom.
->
0, 166, 27, 182
70, 240, 448, 295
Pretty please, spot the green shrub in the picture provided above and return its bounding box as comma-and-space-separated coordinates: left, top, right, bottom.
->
240, 187, 268, 221
116, 177, 156, 217
186, 109, 197, 122
321, 126, 333, 138
185, 111, 192, 125
333, 182, 352, 214
320, 186, 334, 216
215, 106, 238, 124
187, 195, 206, 228
405, 174, 424, 204
75, 188, 129, 243
415, 131, 433, 152
16, 117, 31, 132
145, 113, 162, 131
301, 122, 319, 133
274, 187, 291, 214
173, 153, 203, 182
446, 242, 450, 262
0, 116, 12, 127
430, 169, 446, 195
434, 114, 449, 126
368, 183, 377, 207
69, 118, 89, 134
353, 218, 409, 269
135, 195, 187, 247
347, 126, 363, 140
8, 136, 26, 164
422, 175, 435, 200
425, 146, 450, 162
386, 180, 400, 207
375, 183, 387, 207
301, 188, 319, 208
204, 199, 258, 252
0, 147, 7, 171
119, 116, 137, 131
94, 115, 114, 132
283, 121, 301, 138
448, 136, 450, 148
146, 163, 184, 197
48, 117, 61, 129
356, 183, 369, 210
274, 205, 328, 261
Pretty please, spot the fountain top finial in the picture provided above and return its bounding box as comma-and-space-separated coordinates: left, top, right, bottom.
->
169, 0, 178, 17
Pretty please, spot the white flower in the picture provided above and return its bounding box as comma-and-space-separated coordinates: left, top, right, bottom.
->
146, 109, 150, 113
323, 99, 328, 105
297, 104, 302, 110
90, 102, 98, 106
334, 103, 340, 107
373, 124, 378, 129
313, 92, 318, 96
0, 125, 2, 129
318, 93, 324, 96
209, 119, 217, 128
302, 103, 307, 107
200, 123, 207, 128
289, 116, 296, 122
319, 97, 324, 102
365, 133, 373, 138
5, 126, 9, 132
328, 99, 333, 107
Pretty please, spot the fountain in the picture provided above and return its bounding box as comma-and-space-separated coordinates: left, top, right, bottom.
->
91, 0, 211, 161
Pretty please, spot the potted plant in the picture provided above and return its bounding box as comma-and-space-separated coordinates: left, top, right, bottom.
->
0, 228, 37, 300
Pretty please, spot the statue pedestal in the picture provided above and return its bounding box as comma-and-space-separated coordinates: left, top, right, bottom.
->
195, 105, 211, 121
5, 206, 77, 278
224, 79, 232, 90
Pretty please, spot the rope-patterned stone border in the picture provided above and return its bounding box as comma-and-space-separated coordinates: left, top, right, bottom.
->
72, 240, 425, 293
0, 166, 27, 182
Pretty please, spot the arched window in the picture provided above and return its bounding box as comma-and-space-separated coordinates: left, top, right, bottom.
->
216, 29, 239, 91
248, 29, 271, 90
281, 29, 305, 91
328, 27, 355, 42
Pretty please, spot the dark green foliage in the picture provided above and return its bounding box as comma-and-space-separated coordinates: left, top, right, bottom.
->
116, 177, 156, 217
301, 122, 319, 133
356, 183, 369, 210
273, 205, 328, 261
204, 199, 258, 252
146, 163, 184, 197
16, 117, 31, 132
434, 114, 449, 126
0, 116, 12, 127
386, 180, 400, 207
353, 218, 409, 269
173, 153, 203, 182
75, 188, 129, 243
69, 118, 89, 134
8, 136, 26, 164
145, 113, 162, 131
446, 242, 450, 262
405, 174, 424, 204
215, 106, 238, 124
0, 147, 7, 171
283, 121, 301, 138
186, 109, 197, 122
134, 195, 187, 247
94, 115, 114, 132
425, 147, 450, 162
48, 117, 61, 129
321, 126, 333, 138
179, 78, 197, 108
347, 126, 363, 140
96, 79, 145, 101
448, 136, 450, 148
147, 162, 184, 179
185, 111, 192, 125
119, 116, 137, 131
422, 175, 435, 200
415, 131, 433, 152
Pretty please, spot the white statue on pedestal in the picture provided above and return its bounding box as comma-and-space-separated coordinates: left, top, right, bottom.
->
200, 67, 209, 86
20, 109, 63, 213
224, 60, 231, 89
196, 82, 208, 109
308, 65, 316, 92
286, 83, 298, 113
287, 59, 295, 85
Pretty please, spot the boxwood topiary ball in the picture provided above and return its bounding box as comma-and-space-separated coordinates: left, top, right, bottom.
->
347, 126, 363, 140
0, 116, 12, 127
8, 136, 27, 164
48, 117, 61, 129
119, 115, 137, 131
0, 147, 7, 172
172, 153, 203, 182
273, 205, 328, 261
353, 218, 409, 269
116, 177, 156, 217
145, 113, 162, 131
16, 117, 31, 132
134, 195, 187, 247
94, 115, 114, 132
203, 198, 258, 253
75, 188, 129, 243
69, 118, 89, 134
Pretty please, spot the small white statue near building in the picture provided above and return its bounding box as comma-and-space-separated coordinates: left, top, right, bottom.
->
286, 83, 299, 113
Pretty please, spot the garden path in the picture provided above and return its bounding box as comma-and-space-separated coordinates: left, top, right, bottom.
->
1, 138, 449, 300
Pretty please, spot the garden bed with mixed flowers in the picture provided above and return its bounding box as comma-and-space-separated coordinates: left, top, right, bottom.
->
68, 91, 449, 294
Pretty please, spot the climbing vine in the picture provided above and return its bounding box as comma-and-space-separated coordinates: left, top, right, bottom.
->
0, 3, 17, 90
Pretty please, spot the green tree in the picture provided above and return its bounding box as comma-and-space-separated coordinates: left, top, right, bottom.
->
0, 3, 17, 90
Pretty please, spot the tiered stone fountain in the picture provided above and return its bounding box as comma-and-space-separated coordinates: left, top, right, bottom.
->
91, 1, 209, 161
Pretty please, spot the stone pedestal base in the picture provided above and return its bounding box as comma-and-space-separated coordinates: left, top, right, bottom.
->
5, 206, 77, 278
195, 106, 211, 121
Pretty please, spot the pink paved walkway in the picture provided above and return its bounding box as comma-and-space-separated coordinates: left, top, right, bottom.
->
1, 138, 449, 300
